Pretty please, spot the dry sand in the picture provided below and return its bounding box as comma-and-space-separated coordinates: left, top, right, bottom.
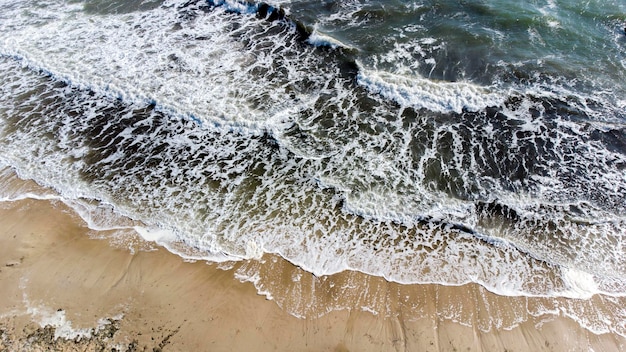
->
0, 175, 625, 351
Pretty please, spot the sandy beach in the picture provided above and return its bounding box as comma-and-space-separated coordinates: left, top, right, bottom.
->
0, 174, 625, 351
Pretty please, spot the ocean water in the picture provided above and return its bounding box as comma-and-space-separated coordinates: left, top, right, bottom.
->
0, 0, 625, 334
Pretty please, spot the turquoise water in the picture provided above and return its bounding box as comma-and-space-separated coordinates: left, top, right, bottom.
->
0, 0, 625, 332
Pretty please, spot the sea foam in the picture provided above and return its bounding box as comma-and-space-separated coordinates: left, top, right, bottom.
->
356, 65, 505, 113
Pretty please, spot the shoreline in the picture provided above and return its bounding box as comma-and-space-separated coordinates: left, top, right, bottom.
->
0, 182, 625, 350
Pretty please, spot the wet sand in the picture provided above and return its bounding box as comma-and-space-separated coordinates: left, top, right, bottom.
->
0, 177, 625, 351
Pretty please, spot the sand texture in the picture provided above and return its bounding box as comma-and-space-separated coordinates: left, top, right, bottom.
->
0, 177, 625, 351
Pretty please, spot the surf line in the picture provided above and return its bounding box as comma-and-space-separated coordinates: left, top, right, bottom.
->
206, 0, 310, 41
204, 0, 360, 78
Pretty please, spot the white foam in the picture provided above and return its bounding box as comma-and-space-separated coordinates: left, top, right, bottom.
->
561, 267, 600, 300
306, 30, 351, 49
233, 271, 274, 301
0, 192, 60, 203
546, 20, 561, 29
0, 0, 325, 133
210, 0, 257, 14
134, 226, 178, 243
21, 286, 122, 341
245, 241, 265, 260
360, 306, 379, 316
28, 307, 94, 340
356, 65, 505, 113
